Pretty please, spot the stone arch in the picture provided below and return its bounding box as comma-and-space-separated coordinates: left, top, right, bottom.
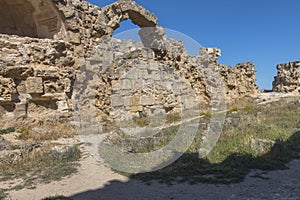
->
0, 0, 66, 39
102, 0, 158, 36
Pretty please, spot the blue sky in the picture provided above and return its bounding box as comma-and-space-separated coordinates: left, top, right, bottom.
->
88, 0, 300, 90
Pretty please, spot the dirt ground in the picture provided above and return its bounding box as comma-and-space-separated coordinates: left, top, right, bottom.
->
1, 145, 299, 200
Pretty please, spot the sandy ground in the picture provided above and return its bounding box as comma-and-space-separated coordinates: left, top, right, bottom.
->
1, 145, 300, 200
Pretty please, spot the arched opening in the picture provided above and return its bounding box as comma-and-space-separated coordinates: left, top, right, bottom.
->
0, 0, 66, 39
113, 20, 140, 41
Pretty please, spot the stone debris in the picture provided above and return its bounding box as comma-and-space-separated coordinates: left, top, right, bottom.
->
0, 136, 10, 151
48, 145, 78, 160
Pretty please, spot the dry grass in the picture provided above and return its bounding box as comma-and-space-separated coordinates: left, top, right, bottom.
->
17, 123, 76, 142
0, 144, 81, 190
0, 120, 81, 192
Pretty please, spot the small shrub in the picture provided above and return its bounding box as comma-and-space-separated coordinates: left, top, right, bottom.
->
133, 117, 151, 127
165, 112, 181, 124
243, 105, 255, 113
17, 123, 76, 141
228, 106, 239, 113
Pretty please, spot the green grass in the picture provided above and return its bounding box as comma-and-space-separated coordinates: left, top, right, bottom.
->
121, 97, 300, 184
0, 127, 15, 135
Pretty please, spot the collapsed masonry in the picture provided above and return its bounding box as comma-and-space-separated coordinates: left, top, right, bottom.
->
0, 0, 258, 129
272, 61, 300, 94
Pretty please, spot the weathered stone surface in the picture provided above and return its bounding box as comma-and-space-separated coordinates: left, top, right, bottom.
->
14, 103, 28, 119
0, 76, 17, 102
0, 136, 10, 151
272, 61, 300, 94
219, 62, 258, 101
0, 0, 66, 39
251, 138, 276, 154
26, 77, 44, 94
0, 0, 259, 129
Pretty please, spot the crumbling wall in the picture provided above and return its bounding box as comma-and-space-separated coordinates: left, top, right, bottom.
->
0, 34, 75, 119
0, 0, 259, 128
219, 62, 258, 101
53, 0, 157, 58
272, 61, 300, 94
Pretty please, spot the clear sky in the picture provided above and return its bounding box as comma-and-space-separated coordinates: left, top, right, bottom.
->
88, 0, 300, 90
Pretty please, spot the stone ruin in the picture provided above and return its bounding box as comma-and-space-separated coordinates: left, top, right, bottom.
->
273, 61, 300, 94
0, 0, 259, 129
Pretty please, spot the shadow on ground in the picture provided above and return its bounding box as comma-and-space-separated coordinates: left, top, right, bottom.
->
130, 130, 300, 185
59, 130, 300, 200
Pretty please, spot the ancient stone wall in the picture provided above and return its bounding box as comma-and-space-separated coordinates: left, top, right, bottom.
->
0, 34, 75, 119
272, 61, 300, 94
219, 62, 258, 102
0, 0, 258, 129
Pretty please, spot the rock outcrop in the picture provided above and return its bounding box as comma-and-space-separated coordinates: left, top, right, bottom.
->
0, 0, 258, 129
272, 61, 300, 94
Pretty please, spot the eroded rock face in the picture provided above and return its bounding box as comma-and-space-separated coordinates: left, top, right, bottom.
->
272, 61, 300, 94
219, 62, 258, 102
0, 0, 66, 39
0, 0, 258, 129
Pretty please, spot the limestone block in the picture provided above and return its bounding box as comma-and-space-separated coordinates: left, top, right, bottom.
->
111, 95, 124, 107
26, 77, 43, 94
121, 79, 132, 90
123, 96, 131, 108
14, 103, 27, 119
57, 100, 69, 112
141, 95, 155, 106
130, 95, 141, 106
130, 105, 143, 112
68, 31, 81, 44
16, 81, 26, 94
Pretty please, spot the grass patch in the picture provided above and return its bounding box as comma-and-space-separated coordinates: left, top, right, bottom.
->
126, 97, 300, 184
132, 116, 151, 127
0, 127, 15, 135
227, 106, 239, 113
17, 123, 76, 141
0, 145, 81, 190
165, 112, 181, 124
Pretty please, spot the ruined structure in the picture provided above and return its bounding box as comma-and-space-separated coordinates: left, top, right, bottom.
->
0, 0, 258, 129
273, 61, 300, 94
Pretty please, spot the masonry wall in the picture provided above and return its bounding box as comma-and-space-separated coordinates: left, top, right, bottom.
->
0, 0, 258, 129
272, 61, 300, 94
